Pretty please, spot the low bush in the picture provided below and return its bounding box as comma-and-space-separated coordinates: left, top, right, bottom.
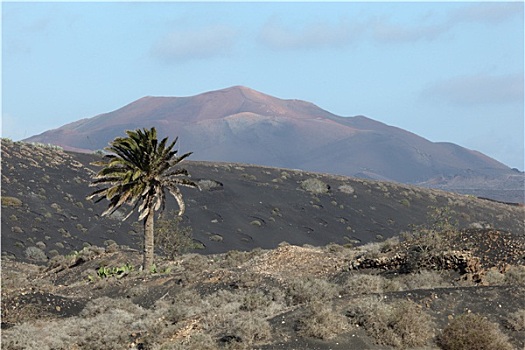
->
342, 274, 387, 295
338, 184, 355, 194
154, 213, 196, 259
197, 179, 223, 191
347, 297, 435, 348
24, 246, 47, 262
504, 265, 525, 286
483, 269, 505, 285
286, 276, 339, 305
300, 178, 329, 194
399, 270, 449, 290
1, 196, 23, 207
295, 301, 347, 340
506, 309, 525, 331
228, 315, 272, 345
240, 291, 272, 312
437, 313, 513, 350
2, 297, 146, 350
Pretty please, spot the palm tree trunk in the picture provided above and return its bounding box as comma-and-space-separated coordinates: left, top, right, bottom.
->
143, 209, 155, 271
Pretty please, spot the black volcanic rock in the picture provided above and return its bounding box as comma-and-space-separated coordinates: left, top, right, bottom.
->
24, 86, 523, 202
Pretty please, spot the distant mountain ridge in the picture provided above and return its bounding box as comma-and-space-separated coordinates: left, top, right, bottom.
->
24, 86, 524, 203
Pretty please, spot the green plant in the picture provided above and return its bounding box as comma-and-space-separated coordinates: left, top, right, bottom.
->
154, 213, 196, 259
95, 263, 134, 279
400, 198, 411, 207
426, 206, 458, 233
438, 313, 513, 350
146, 263, 172, 275
1, 196, 22, 207
87, 127, 199, 270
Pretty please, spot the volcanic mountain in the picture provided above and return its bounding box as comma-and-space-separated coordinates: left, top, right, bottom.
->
25, 86, 523, 202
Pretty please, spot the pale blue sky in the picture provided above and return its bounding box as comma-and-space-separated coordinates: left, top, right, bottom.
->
2, 1, 524, 169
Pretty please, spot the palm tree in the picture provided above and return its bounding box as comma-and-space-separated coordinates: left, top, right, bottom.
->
87, 127, 198, 270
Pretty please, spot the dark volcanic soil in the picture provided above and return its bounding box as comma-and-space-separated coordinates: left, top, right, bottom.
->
2, 141, 524, 263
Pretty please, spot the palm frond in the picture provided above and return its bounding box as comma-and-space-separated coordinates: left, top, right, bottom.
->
87, 126, 196, 223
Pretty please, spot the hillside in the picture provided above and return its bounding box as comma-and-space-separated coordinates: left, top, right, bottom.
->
23, 86, 524, 203
1, 140, 524, 263
2, 140, 525, 349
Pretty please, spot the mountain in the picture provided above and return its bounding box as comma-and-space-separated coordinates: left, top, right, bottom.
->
24, 86, 524, 203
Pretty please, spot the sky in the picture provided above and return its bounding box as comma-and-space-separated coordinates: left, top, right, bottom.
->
2, 1, 524, 170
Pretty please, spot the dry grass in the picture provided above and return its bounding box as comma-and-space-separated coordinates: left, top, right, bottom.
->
347, 296, 435, 348
295, 301, 348, 339
438, 313, 514, 350
506, 309, 525, 331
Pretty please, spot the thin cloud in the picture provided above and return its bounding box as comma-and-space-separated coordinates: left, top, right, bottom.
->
370, 2, 522, 45
449, 2, 524, 25
423, 73, 524, 106
371, 18, 447, 43
258, 17, 364, 51
151, 25, 239, 63
257, 2, 522, 51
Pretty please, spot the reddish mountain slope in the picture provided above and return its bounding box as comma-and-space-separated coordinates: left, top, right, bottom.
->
24, 86, 523, 201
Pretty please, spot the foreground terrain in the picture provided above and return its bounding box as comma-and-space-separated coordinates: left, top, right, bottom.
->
2, 228, 525, 349
1, 140, 525, 349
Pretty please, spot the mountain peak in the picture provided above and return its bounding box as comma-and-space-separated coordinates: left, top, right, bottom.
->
23, 86, 519, 202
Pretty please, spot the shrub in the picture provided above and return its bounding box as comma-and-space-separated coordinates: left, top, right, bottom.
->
300, 178, 329, 194
228, 315, 272, 345
504, 265, 525, 286
155, 213, 196, 259
1, 196, 22, 207
483, 269, 505, 285
338, 184, 355, 195
347, 297, 435, 348
399, 270, 448, 290
295, 301, 347, 339
163, 332, 219, 350
506, 309, 525, 331
24, 246, 47, 262
400, 198, 411, 207
286, 277, 338, 305
2, 297, 145, 350
197, 179, 223, 191
11, 226, 23, 233
438, 313, 513, 350
342, 274, 387, 295
240, 291, 271, 312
